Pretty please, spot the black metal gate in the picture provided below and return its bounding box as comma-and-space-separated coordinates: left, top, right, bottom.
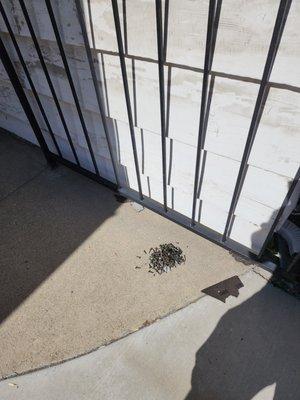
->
0, 0, 299, 262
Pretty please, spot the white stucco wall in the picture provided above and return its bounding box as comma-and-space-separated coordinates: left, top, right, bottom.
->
0, 0, 299, 254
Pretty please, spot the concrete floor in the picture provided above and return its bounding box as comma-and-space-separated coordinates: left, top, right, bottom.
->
0, 269, 299, 400
0, 131, 255, 378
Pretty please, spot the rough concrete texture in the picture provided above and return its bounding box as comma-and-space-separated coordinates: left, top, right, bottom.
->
0, 270, 299, 400
0, 132, 254, 378
0, 130, 46, 201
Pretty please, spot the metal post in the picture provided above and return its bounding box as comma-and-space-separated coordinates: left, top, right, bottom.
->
165, 65, 172, 138
111, 0, 143, 199
209, 0, 222, 70
222, 0, 292, 242
74, 0, 120, 187
156, 0, 168, 211
0, 37, 53, 165
122, 0, 128, 55
163, 0, 170, 62
191, 0, 217, 226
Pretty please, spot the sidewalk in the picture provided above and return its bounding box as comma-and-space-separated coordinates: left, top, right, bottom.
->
0, 131, 253, 377
0, 269, 299, 400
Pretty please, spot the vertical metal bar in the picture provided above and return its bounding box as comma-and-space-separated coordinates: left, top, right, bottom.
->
100, 52, 111, 118
0, 37, 53, 165
167, 138, 173, 185
203, 75, 215, 145
74, 0, 120, 187
87, 0, 96, 48
196, 74, 215, 201
140, 128, 145, 174
191, 0, 216, 226
132, 58, 138, 126
209, 0, 222, 70
163, 0, 169, 62
18, 0, 80, 166
165, 65, 171, 137
111, 0, 143, 199
156, 0, 168, 211
44, 0, 100, 175
122, 0, 128, 55
258, 168, 300, 259
0, 3, 62, 157
222, 0, 292, 242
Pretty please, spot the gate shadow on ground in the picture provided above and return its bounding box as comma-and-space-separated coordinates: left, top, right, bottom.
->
185, 209, 300, 400
0, 131, 120, 324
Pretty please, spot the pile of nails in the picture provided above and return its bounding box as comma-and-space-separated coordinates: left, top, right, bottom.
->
148, 243, 186, 274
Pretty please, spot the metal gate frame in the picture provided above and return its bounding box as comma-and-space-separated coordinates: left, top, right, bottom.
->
0, 0, 299, 262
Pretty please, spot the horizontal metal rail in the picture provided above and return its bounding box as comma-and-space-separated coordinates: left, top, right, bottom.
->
79, 47, 300, 95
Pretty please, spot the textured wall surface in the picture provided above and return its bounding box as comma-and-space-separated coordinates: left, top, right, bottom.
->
0, 0, 299, 254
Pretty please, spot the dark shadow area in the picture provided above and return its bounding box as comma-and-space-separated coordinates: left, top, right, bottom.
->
0, 0, 146, 330
0, 130, 120, 323
185, 281, 300, 400
186, 207, 300, 400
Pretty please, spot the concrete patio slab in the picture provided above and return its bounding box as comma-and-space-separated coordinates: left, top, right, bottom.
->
0, 130, 46, 201
0, 131, 254, 378
0, 270, 299, 400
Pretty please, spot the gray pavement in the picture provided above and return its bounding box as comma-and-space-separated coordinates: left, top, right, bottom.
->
0, 269, 299, 400
0, 130, 253, 377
